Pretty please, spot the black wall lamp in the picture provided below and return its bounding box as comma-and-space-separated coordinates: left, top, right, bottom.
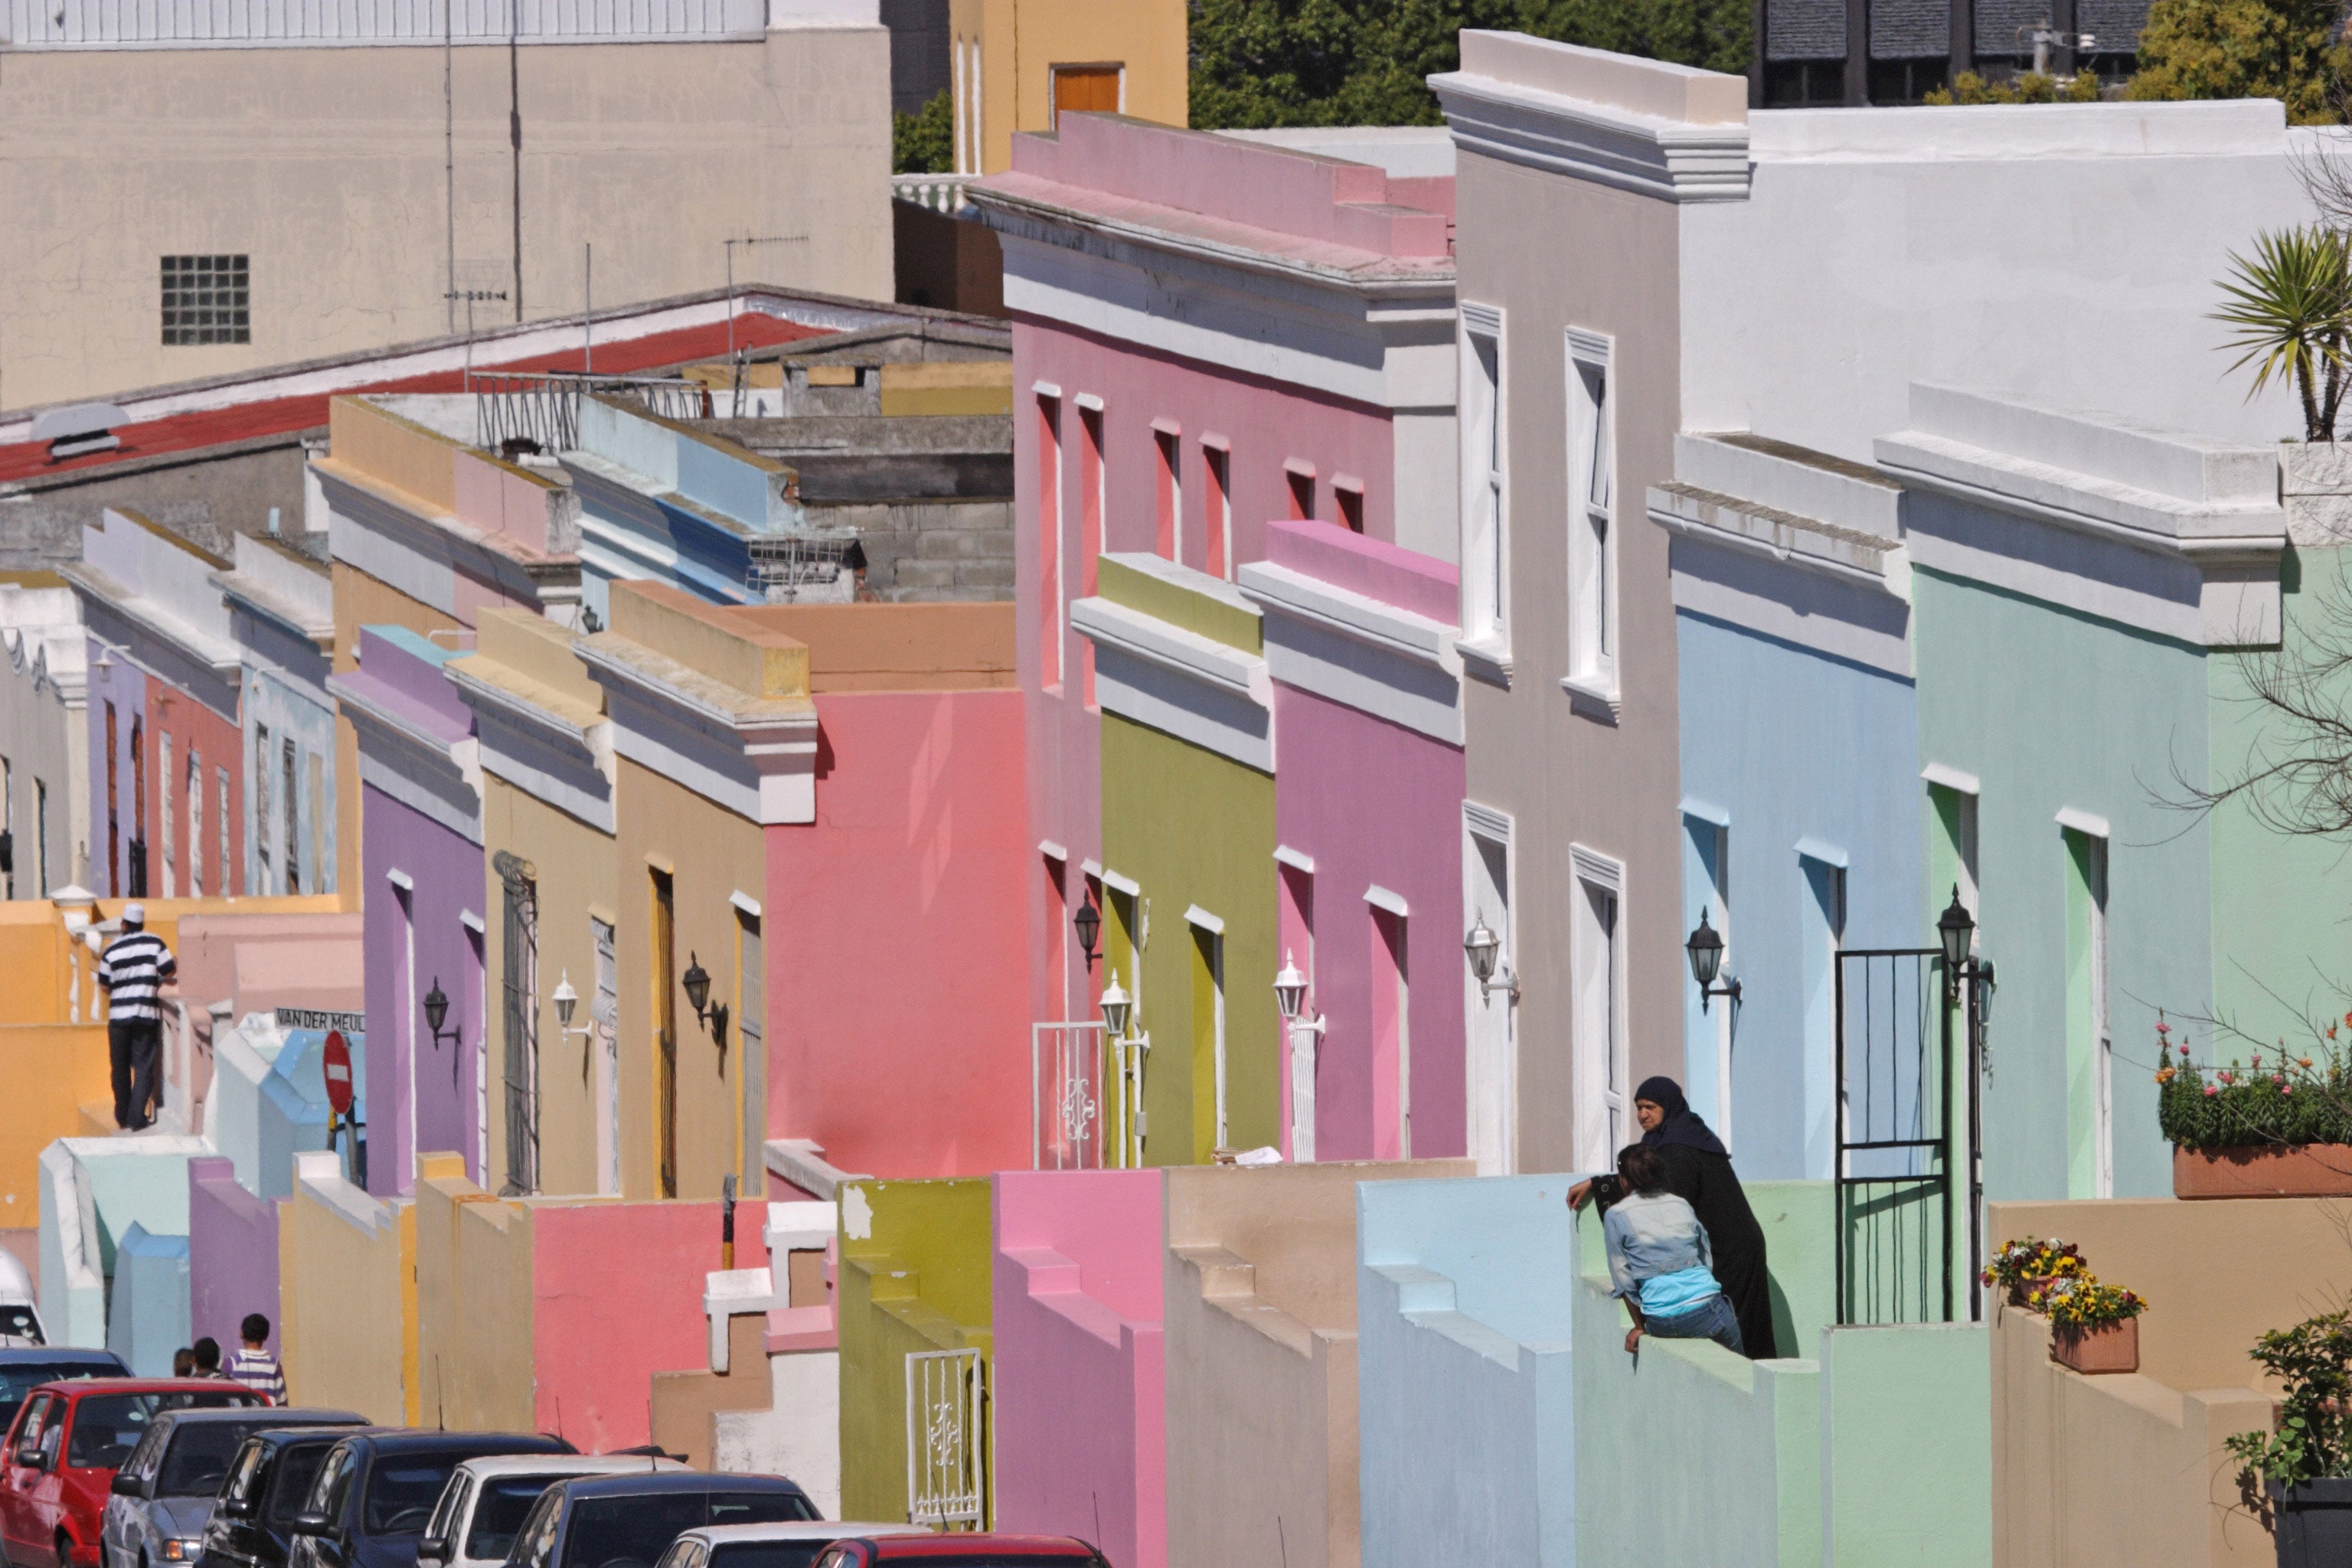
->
422, 978, 462, 1049
682, 952, 731, 1048
1684, 911, 1742, 1013
1073, 897, 1101, 972
1936, 887, 1998, 1020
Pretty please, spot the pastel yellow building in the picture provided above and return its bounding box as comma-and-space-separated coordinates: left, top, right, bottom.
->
944, 0, 1190, 175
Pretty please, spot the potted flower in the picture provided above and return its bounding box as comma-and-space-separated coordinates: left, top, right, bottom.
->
2156, 1013, 2352, 1198
1981, 1236, 2086, 1306
2227, 1310, 2352, 1565
2030, 1275, 2147, 1374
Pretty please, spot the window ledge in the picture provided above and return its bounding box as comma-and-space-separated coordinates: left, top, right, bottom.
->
1459, 635, 1514, 688
1560, 673, 1621, 725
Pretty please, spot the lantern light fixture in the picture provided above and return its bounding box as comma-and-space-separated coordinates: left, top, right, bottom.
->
1684, 911, 1742, 1013
1463, 914, 1518, 1004
422, 978, 461, 1048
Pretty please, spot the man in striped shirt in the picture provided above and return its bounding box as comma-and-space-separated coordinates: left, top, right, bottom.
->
97, 903, 175, 1131
227, 1313, 286, 1403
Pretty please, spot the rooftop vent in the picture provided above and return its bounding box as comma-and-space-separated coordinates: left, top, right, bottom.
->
31, 403, 130, 462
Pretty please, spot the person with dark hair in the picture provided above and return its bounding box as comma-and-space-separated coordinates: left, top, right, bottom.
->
190, 1337, 222, 1377
228, 1312, 286, 1403
172, 1348, 194, 1379
1570, 1075, 1777, 1359
1599, 1142, 1743, 1355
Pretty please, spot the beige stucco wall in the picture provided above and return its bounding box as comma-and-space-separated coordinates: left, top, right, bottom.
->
1453, 147, 1689, 1174
414, 1162, 538, 1432
949, 0, 1188, 175
0, 26, 891, 411
279, 1155, 420, 1425
0, 635, 86, 899
613, 755, 764, 1201
1163, 1160, 1471, 1568
1989, 1196, 2352, 1567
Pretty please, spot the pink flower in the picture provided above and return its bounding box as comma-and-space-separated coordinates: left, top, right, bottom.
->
2206, 1085, 2220, 1096
2285, 1085, 2296, 1096
2180, 1044, 2191, 1055
2157, 1020, 2171, 1034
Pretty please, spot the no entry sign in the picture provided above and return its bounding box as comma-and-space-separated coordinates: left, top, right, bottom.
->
322, 1030, 354, 1118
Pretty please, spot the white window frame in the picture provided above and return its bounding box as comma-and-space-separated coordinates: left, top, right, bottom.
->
1459, 304, 1509, 671
1570, 843, 1628, 1173
1463, 803, 1516, 1175
186, 751, 201, 899
1564, 328, 1619, 710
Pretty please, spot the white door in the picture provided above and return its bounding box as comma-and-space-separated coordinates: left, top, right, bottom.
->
1571, 847, 1627, 1174
593, 918, 619, 1196
1463, 806, 1517, 1176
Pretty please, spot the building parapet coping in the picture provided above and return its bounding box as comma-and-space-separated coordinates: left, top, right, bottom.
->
60, 561, 243, 676
1429, 68, 1751, 204
445, 657, 602, 746
328, 669, 472, 766
765, 1137, 867, 1200
210, 568, 335, 647
1070, 596, 1271, 707
1649, 482, 1903, 592
576, 635, 815, 735
292, 1149, 396, 1236
1236, 559, 1460, 668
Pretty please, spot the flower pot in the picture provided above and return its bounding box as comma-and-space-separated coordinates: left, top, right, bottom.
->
2174, 1145, 2352, 1200
2283, 441, 2352, 550
2272, 1478, 2352, 1567
2050, 1317, 2138, 1375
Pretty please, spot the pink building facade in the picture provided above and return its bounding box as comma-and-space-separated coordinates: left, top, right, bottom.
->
991, 1169, 1165, 1568
1239, 521, 1467, 1163
969, 115, 1458, 1073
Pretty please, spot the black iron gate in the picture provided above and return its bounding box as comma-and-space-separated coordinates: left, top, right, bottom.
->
1834, 949, 1984, 1325
495, 850, 539, 1197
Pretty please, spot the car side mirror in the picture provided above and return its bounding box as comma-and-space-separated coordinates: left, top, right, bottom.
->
110, 1472, 145, 1498
217, 1497, 254, 1521
416, 1537, 449, 1565
286, 1512, 335, 1537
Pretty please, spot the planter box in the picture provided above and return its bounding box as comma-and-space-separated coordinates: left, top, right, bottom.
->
2174, 1145, 2352, 1199
2050, 1317, 2138, 1375
2273, 1478, 2352, 1567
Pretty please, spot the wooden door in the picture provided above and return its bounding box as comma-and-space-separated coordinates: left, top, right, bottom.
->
1051, 64, 1120, 125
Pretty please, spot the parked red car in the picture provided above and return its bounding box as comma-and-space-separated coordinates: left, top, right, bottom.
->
808, 1539, 1109, 1568
0, 1379, 261, 1568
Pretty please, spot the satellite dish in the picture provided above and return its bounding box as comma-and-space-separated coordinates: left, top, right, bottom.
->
31, 402, 129, 460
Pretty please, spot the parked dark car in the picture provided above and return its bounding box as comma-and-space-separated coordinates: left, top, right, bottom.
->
102, 1408, 364, 1568
504, 1474, 818, 1568
198, 1427, 388, 1568
286, 1432, 572, 1568
0, 1353, 129, 1443
0, 1380, 262, 1568
807, 1540, 1109, 1568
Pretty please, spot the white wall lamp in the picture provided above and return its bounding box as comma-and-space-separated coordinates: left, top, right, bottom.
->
1464, 913, 1519, 1004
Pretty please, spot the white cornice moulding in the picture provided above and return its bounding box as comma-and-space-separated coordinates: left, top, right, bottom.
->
1921, 763, 1981, 796
1568, 841, 1624, 891
1463, 799, 1514, 842
1273, 844, 1316, 875
2056, 807, 2112, 840
1431, 70, 1752, 204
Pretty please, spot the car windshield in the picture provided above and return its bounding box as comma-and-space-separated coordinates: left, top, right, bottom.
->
560, 1494, 816, 1568
707, 1542, 835, 1568
366, 1458, 471, 1536
269, 1444, 335, 1527
67, 1394, 263, 1469
0, 1364, 116, 1434
465, 1476, 568, 1561
160, 1422, 271, 1497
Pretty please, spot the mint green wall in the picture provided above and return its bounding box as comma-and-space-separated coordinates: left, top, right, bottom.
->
2208, 544, 2352, 1058
1911, 556, 2212, 1201
1099, 714, 1277, 1163
1820, 1323, 1991, 1566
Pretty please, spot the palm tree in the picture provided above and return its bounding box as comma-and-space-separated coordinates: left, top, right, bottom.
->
2213, 224, 2352, 442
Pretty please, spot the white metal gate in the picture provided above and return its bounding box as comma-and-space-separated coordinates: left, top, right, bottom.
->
906, 1348, 987, 1528
1031, 1022, 1148, 1169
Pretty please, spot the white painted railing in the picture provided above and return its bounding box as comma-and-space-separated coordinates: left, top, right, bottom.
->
905, 1347, 986, 1527
3, 0, 765, 47
890, 174, 969, 215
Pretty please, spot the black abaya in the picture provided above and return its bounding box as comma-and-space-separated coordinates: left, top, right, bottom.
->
1651, 1140, 1778, 1361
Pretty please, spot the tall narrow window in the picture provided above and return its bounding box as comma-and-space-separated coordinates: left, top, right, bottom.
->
217, 766, 232, 897
653, 868, 678, 1199
2, 756, 14, 900
1371, 900, 1410, 1160
1285, 463, 1315, 522
1189, 912, 1227, 1162
309, 752, 327, 894
158, 733, 175, 899
2065, 824, 2112, 1199
1079, 400, 1105, 707
1570, 847, 1626, 1172
129, 717, 145, 898
253, 724, 273, 893
1684, 812, 1731, 1148
737, 908, 764, 1195
1566, 330, 1617, 700
281, 737, 300, 896
1463, 807, 1514, 1176
497, 854, 538, 1196
1801, 854, 1847, 1179
103, 701, 119, 898
394, 877, 417, 1194
1278, 855, 1315, 1161
187, 750, 202, 898
1153, 423, 1182, 563
1460, 307, 1508, 655
35, 780, 50, 898
1203, 439, 1232, 581
592, 918, 620, 1196
1037, 393, 1063, 692
1334, 479, 1365, 534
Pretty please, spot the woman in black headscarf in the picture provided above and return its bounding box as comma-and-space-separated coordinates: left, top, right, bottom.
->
1570, 1076, 1777, 1360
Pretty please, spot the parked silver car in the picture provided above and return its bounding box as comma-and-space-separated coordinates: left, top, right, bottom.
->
102, 1407, 363, 1568
651, 1521, 931, 1568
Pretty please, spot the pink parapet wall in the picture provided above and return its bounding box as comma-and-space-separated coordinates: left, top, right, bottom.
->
992, 1170, 1165, 1568
530, 1197, 766, 1453
766, 688, 1031, 1180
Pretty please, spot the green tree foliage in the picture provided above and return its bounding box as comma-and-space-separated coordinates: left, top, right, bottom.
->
1923, 67, 2100, 103
893, 88, 955, 175
1187, 0, 1750, 130
2125, 0, 2352, 122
